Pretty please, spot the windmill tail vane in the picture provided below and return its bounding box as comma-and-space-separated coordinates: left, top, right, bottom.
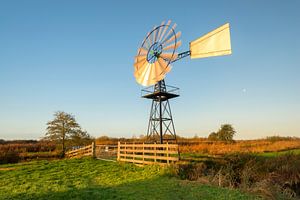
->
171, 23, 232, 63
189, 23, 231, 59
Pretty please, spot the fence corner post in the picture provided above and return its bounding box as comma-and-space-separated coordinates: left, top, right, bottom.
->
117, 141, 120, 161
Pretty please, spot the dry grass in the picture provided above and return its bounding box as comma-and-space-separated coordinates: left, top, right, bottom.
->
0, 167, 16, 171
94, 136, 300, 155
175, 153, 300, 199
179, 139, 300, 155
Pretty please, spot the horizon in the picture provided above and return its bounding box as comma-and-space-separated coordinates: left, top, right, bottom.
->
1, 130, 299, 141
1, 0, 299, 140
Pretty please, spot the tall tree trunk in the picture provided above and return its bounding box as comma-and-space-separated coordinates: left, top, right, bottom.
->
62, 122, 65, 157
62, 136, 65, 157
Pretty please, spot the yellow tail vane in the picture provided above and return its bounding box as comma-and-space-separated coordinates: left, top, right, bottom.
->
190, 23, 231, 59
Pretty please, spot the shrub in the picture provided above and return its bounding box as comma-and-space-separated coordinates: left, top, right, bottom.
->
176, 153, 300, 199
177, 162, 208, 181
0, 150, 20, 164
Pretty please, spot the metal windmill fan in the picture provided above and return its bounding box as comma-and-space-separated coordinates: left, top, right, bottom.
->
134, 20, 181, 86
134, 20, 232, 143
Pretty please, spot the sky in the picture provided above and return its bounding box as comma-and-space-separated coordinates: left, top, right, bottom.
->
0, 0, 299, 140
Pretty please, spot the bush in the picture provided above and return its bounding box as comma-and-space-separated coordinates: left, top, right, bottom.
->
0, 150, 20, 164
176, 153, 300, 199
177, 162, 208, 181
0, 141, 58, 163
265, 153, 300, 198
207, 124, 235, 142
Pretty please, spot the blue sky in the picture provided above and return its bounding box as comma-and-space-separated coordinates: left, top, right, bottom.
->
0, 0, 299, 140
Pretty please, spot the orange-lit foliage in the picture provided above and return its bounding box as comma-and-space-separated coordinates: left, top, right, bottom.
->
95, 136, 300, 155
0, 140, 58, 164
0, 141, 56, 153
179, 139, 300, 155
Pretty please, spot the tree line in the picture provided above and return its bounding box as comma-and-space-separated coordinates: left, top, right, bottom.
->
12, 111, 237, 158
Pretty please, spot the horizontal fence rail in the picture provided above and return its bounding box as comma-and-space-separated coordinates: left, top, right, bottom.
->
65, 142, 95, 158
117, 142, 179, 165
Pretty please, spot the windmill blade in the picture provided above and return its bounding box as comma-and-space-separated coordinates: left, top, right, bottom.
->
154, 62, 163, 78
134, 61, 148, 77
162, 40, 182, 51
134, 57, 147, 69
157, 57, 167, 69
135, 54, 147, 59
153, 22, 164, 43
146, 31, 154, 47
156, 21, 165, 42
157, 58, 172, 74
160, 52, 178, 61
147, 63, 159, 85
161, 23, 177, 44
144, 32, 151, 49
137, 63, 153, 86
138, 47, 148, 55
152, 26, 159, 43
190, 23, 231, 59
136, 63, 151, 80
154, 61, 167, 78
158, 20, 171, 42
134, 56, 147, 65
162, 31, 181, 46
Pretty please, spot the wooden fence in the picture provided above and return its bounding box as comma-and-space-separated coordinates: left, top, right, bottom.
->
117, 142, 179, 165
65, 142, 95, 158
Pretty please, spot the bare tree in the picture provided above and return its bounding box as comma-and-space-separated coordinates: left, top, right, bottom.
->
45, 111, 82, 156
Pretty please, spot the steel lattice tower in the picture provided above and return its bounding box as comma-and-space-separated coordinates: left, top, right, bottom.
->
142, 80, 179, 143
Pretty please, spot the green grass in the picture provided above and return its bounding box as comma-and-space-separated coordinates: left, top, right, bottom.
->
180, 148, 300, 161
258, 148, 300, 157
0, 158, 259, 200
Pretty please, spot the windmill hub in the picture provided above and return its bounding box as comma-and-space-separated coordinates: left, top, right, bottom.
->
134, 20, 232, 143
147, 42, 162, 63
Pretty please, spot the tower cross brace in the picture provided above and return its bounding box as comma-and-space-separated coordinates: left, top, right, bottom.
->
141, 80, 179, 143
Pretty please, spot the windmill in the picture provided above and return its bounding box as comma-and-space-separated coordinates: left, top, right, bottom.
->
134, 20, 232, 144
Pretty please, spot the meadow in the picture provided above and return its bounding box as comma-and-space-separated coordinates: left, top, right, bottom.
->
178, 138, 300, 155
0, 158, 258, 200
1, 137, 300, 199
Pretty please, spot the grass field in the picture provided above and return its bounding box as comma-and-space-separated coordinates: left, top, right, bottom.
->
0, 158, 259, 200
180, 148, 300, 161
179, 139, 300, 155
259, 148, 300, 157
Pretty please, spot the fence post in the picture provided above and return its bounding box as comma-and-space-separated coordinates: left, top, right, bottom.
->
166, 142, 169, 164
133, 142, 135, 162
92, 142, 96, 158
177, 143, 180, 161
154, 142, 157, 163
117, 141, 120, 161
142, 143, 145, 165
125, 142, 127, 160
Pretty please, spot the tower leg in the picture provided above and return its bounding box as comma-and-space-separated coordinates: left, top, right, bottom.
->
146, 80, 177, 143
159, 95, 163, 144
